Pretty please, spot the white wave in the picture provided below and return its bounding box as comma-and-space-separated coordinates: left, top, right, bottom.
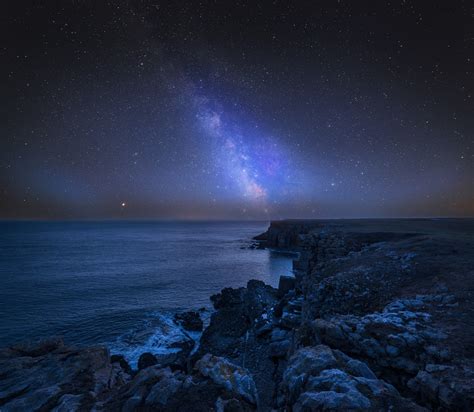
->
109, 312, 196, 369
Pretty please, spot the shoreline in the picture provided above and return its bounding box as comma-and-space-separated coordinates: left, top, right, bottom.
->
1, 219, 473, 410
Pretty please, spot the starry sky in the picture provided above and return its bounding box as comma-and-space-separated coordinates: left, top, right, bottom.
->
1, 1, 473, 219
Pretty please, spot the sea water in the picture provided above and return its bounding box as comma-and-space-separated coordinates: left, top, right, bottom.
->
0, 221, 294, 365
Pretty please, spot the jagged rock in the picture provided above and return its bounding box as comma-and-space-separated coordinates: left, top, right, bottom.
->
51, 394, 84, 411
271, 328, 290, 342
344, 358, 377, 379
144, 368, 183, 406
262, 221, 320, 248
196, 280, 278, 409
101, 359, 257, 410
279, 345, 425, 411
3, 220, 474, 411
111, 354, 133, 375
195, 354, 259, 405
407, 364, 474, 410
198, 280, 277, 359
0, 339, 130, 411
173, 310, 204, 332
310, 295, 456, 393
278, 275, 296, 298
280, 311, 301, 329
294, 389, 370, 411
269, 339, 290, 358
255, 322, 273, 337
137, 352, 158, 370
210, 286, 246, 310
8, 337, 65, 357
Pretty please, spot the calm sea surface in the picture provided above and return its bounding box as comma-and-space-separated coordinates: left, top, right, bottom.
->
0, 221, 293, 364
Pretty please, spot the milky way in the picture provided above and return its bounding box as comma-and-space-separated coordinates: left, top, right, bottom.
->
1, 2, 473, 219
196, 99, 298, 208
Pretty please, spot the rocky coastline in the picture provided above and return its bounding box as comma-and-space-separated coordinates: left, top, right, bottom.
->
1, 219, 474, 411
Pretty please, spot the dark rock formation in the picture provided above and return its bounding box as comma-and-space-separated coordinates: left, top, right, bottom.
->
111, 354, 133, 375
196, 279, 281, 409
0, 338, 130, 411
278, 345, 426, 411
173, 310, 203, 332
277, 275, 296, 298
137, 352, 158, 370
0, 339, 258, 411
2, 219, 474, 411
265, 218, 474, 411
103, 354, 258, 411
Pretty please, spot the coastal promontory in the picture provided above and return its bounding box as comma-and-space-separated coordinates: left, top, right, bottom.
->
1, 219, 473, 411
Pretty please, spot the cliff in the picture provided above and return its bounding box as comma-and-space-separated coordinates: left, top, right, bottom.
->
1, 219, 474, 411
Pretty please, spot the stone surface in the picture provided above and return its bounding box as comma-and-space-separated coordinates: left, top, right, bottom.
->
137, 352, 158, 370
195, 354, 259, 405
0, 338, 130, 411
278, 275, 296, 298
173, 310, 204, 332
101, 355, 257, 411
111, 354, 133, 375
195, 279, 279, 409
3, 220, 474, 411
279, 345, 425, 411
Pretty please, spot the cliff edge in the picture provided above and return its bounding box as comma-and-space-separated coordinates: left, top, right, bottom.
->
1, 219, 473, 411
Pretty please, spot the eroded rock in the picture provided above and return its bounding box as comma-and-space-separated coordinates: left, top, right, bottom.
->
0, 339, 130, 411
173, 310, 204, 332
279, 345, 425, 411
195, 354, 259, 405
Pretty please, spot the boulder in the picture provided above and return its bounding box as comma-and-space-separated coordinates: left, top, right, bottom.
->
269, 340, 291, 358
195, 354, 259, 405
0, 340, 129, 411
111, 354, 133, 375
144, 368, 183, 407
279, 345, 425, 411
198, 280, 277, 359
407, 365, 474, 410
103, 355, 258, 411
173, 310, 204, 332
137, 352, 158, 370
310, 296, 450, 372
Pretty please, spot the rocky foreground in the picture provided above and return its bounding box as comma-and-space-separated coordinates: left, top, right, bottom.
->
1, 218, 474, 411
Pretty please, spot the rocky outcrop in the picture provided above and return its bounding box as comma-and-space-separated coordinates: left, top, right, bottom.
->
137, 352, 159, 370
0, 339, 258, 411
408, 365, 474, 410
198, 280, 278, 360
279, 345, 425, 411
0, 338, 130, 411
2, 220, 474, 411
196, 280, 281, 409
196, 354, 259, 405
311, 295, 451, 371
102, 354, 258, 411
253, 219, 474, 410
173, 310, 204, 332
309, 294, 474, 409
277, 275, 296, 298
254, 220, 322, 249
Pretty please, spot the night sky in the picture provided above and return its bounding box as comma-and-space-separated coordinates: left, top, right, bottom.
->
1, 1, 473, 219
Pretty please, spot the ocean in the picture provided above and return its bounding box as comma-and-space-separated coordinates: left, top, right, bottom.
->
0, 221, 294, 366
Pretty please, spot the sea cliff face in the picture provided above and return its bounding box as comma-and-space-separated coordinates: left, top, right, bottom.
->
1, 219, 474, 411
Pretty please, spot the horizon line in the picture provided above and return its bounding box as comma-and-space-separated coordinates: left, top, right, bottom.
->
1, 216, 474, 223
